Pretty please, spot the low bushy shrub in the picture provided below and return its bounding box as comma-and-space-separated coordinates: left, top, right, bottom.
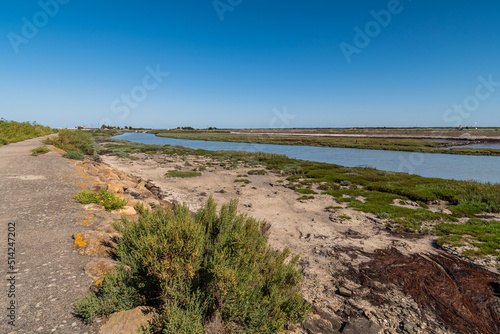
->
73, 188, 128, 211
62, 151, 85, 160
75, 268, 143, 323
164, 170, 202, 178
76, 198, 310, 333
31, 146, 50, 156
0, 119, 54, 145
44, 129, 95, 155
296, 188, 317, 195
248, 169, 267, 175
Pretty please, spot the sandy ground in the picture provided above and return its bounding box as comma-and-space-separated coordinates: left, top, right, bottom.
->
102, 155, 439, 297
101, 152, 500, 333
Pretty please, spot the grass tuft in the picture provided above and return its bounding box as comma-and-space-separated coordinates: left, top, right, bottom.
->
164, 170, 202, 178
31, 146, 50, 156
73, 188, 128, 211
62, 151, 85, 160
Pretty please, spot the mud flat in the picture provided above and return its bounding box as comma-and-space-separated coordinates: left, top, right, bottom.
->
101, 151, 500, 334
232, 128, 500, 142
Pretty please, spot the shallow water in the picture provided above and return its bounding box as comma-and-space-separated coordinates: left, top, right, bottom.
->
112, 133, 500, 184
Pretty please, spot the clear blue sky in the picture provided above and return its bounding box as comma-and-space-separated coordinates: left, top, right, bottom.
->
1, 0, 499, 129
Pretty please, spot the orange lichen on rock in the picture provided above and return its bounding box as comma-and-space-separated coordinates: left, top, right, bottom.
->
74, 234, 87, 247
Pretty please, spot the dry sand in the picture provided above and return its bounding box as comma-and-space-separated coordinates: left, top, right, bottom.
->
100, 151, 500, 333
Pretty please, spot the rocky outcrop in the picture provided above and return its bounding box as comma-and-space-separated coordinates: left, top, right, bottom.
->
72, 230, 118, 257
84, 258, 117, 279
97, 307, 154, 334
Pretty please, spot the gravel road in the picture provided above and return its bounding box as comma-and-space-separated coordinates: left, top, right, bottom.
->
0, 136, 100, 334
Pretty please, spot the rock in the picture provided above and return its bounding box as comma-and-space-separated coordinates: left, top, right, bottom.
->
301, 314, 336, 334
96, 221, 118, 234
98, 306, 154, 334
125, 186, 147, 199
91, 184, 108, 192
143, 198, 160, 208
121, 180, 139, 191
311, 306, 343, 331
342, 318, 382, 334
84, 259, 117, 278
401, 321, 415, 334
103, 170, 119, 179
114, 206, 137, 216
84, 203, 105, 211
107, 181, 124, 194
338, 287, 353, 297
73, 230, 117, 257
204, 313, 225, 334
160, 200, 176, 210
145, 181, 162, 199
440, 208, 453, 215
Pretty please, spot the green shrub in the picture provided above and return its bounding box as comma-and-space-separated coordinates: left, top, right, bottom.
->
102, 198, 310, 333
75, 267, 143, 323
340, 180, 352, 187
44, 129, 95, 155
377, 212, 390, 219
31, 146, 50, 156
0, 119, 54, 145
436, 218, 500, 257
164, 170, 202, 178
296, 188, 317, 195
324, 206, 342, 211
297, 195, 315, 201
248, 169, 267, 175
73, 188, 128, 211
234, 178, 251, 184
62, 151, 85, 160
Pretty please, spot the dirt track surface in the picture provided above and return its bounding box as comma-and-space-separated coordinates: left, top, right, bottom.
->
0, 136, 99, 334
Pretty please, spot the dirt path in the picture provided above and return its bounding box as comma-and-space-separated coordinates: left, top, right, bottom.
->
0, 137, 100, 334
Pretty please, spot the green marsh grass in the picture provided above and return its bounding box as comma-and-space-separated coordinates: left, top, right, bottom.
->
436, 218, 500, 258
164, 170, 202, 178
